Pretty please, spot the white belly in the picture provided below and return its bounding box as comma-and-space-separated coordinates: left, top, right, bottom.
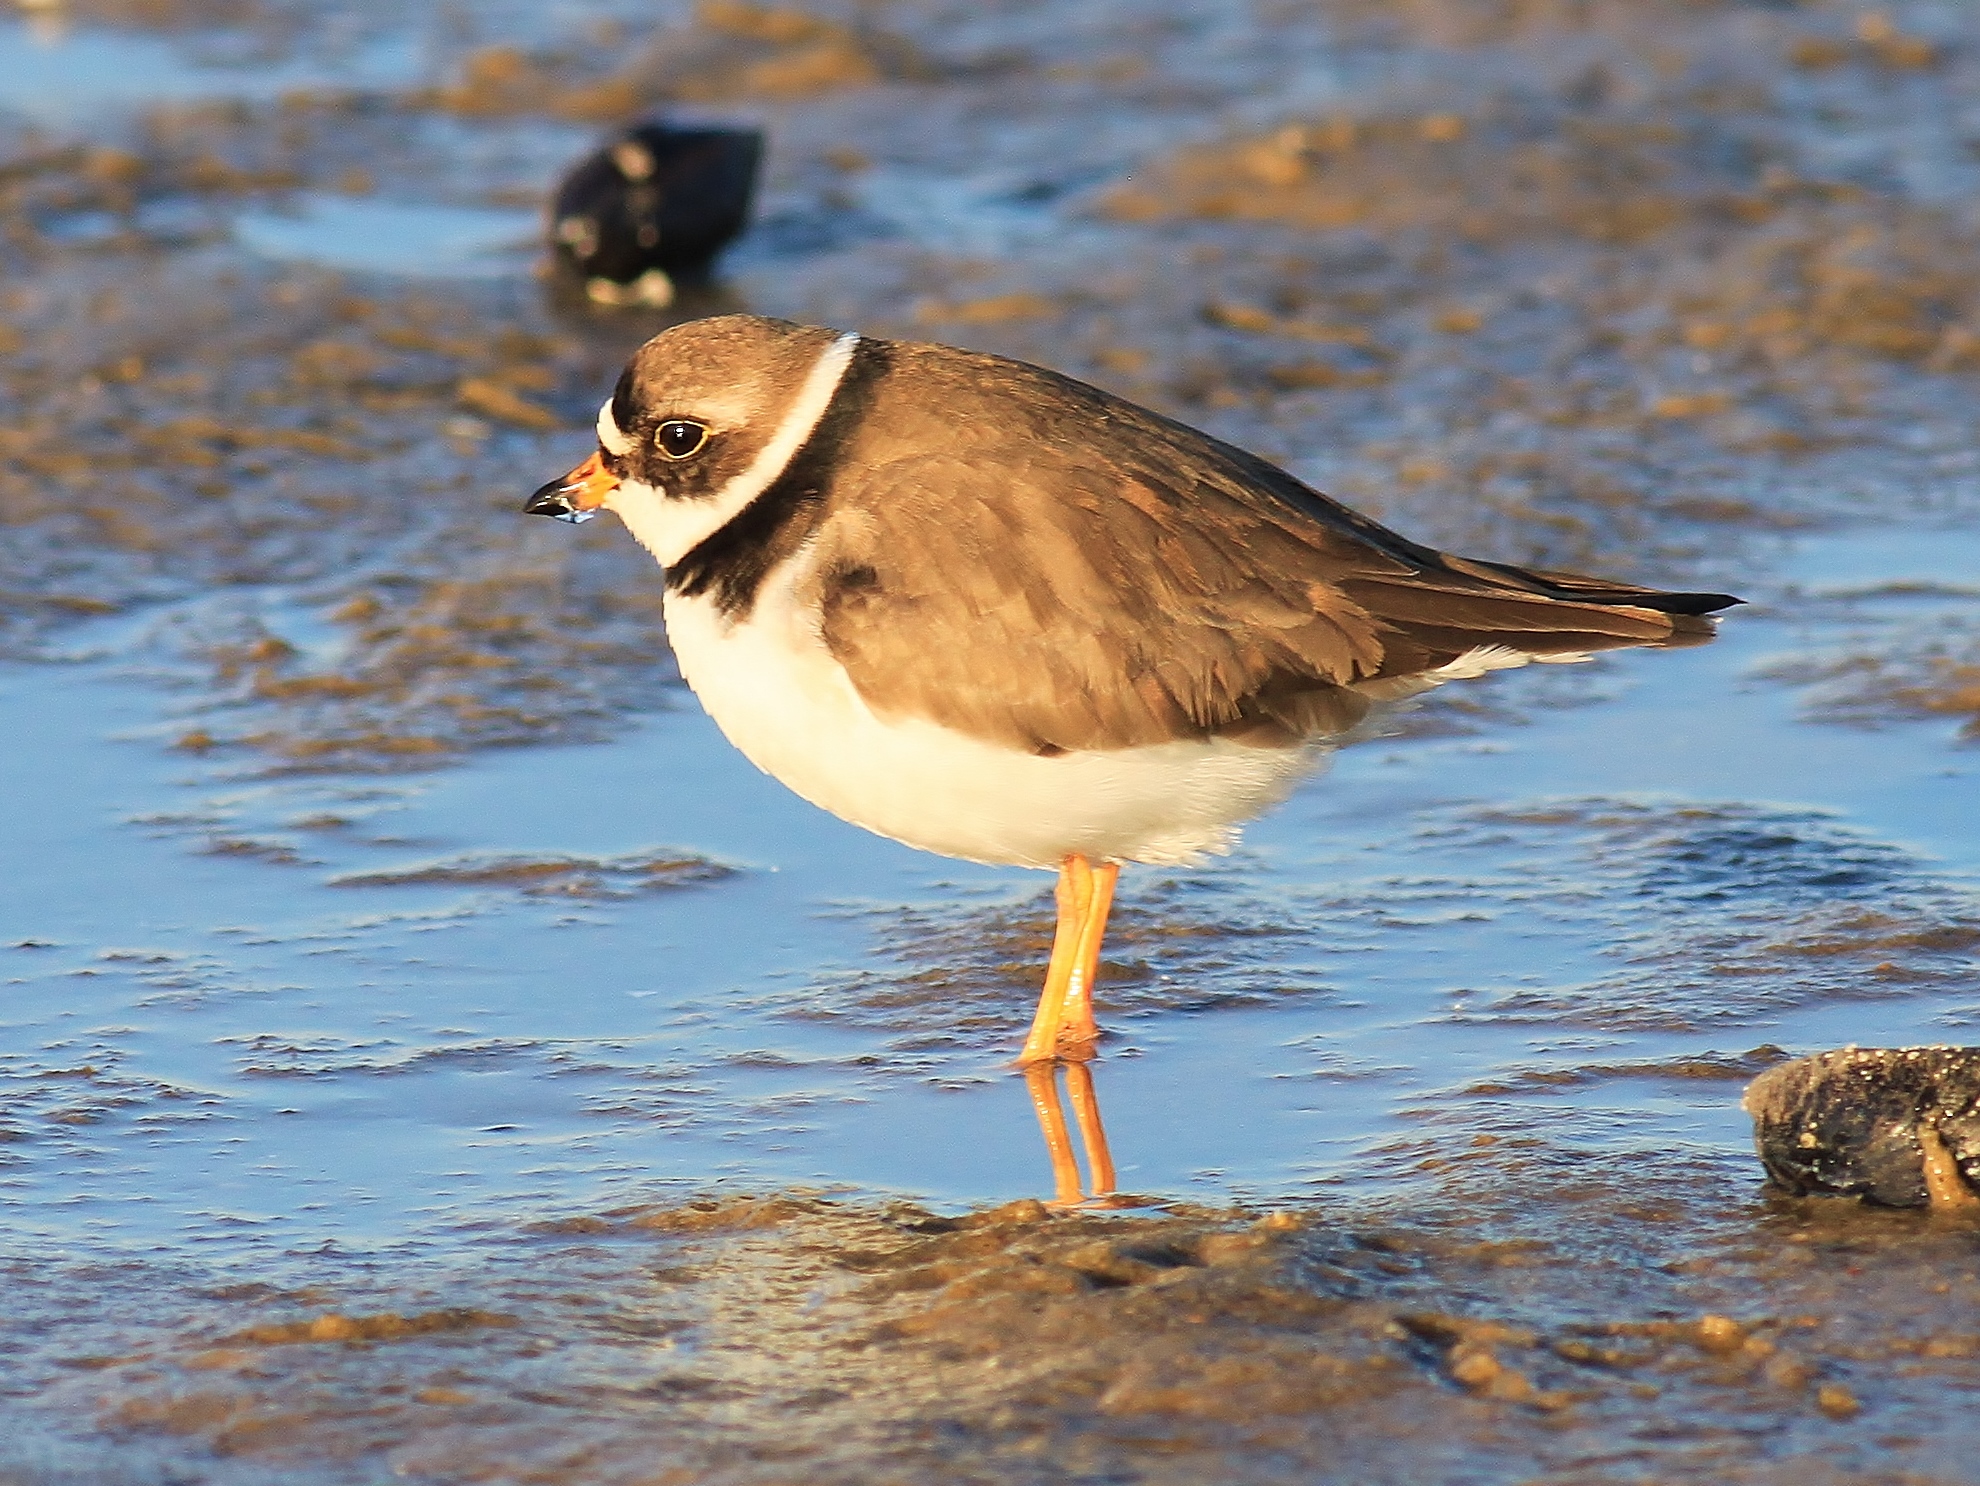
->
662, 570, 1324, 871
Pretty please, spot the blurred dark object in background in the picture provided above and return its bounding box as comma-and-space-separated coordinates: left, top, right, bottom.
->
1745, 1047, 1980, 1209
548, 121, 763, 309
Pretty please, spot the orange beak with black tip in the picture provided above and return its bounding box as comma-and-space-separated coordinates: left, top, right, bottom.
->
525, 450, 619, 524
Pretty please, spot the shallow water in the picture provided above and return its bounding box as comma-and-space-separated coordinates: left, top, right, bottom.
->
232, 196, 540, 277
8, 518, 1976, 1256
6, 1, 1980, 1481
0, 14, 425, 124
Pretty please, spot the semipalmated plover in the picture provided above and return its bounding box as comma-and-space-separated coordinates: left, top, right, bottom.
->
527, 314, 1738, 1080
548, 121, 762, 308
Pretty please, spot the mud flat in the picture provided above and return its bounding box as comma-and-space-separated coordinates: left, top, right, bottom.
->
15, 1178, 1980, 1483
4, 1, 1980, 1481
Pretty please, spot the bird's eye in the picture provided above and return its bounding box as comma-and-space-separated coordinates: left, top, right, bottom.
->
655, 420, 708, 460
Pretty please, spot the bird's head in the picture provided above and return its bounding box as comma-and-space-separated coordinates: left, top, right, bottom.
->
524, 314, 858, 569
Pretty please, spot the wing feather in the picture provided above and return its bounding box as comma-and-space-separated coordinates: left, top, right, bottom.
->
807, 343, 1733, 753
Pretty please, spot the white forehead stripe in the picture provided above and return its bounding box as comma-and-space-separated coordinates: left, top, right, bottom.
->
597, 399, 632, 456
605, 331, 862, 571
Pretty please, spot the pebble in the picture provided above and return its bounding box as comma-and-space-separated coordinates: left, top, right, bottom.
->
1743, 1048, 1980, 1208
547, 119, 762, 307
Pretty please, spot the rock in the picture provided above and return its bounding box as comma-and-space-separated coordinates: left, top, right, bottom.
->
547, 120, 762, 307
1742, 1047, 1980, 1208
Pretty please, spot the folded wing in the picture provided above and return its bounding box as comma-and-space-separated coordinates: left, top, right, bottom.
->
813, 350, 1736, 754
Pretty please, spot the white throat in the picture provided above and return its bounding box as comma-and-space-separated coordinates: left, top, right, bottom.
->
606, 331, 861, 571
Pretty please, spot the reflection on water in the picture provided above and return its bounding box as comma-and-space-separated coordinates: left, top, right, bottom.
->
1027, 1059, 1119, 1205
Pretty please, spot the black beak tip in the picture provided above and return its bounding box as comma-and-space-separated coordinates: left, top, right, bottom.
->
524, 477, 571, 515
524, 478, 593, 524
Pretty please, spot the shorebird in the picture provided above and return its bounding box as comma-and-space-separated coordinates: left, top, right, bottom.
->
527, 314, 1737, 1193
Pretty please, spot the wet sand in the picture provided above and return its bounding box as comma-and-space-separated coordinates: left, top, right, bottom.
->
4, 0, 1980, 1480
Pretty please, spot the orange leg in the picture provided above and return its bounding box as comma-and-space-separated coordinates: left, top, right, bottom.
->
1018, 855, 1118, 1065
1057, 862, 1119, 1058
1019, 856, 1124, 1204
1019, 855, 1093, 1065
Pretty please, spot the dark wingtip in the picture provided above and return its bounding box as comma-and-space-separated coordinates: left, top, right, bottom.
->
1655, 592, 1745, 616
1600, 589, 1743, 616
1644, 591, 1744, 648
